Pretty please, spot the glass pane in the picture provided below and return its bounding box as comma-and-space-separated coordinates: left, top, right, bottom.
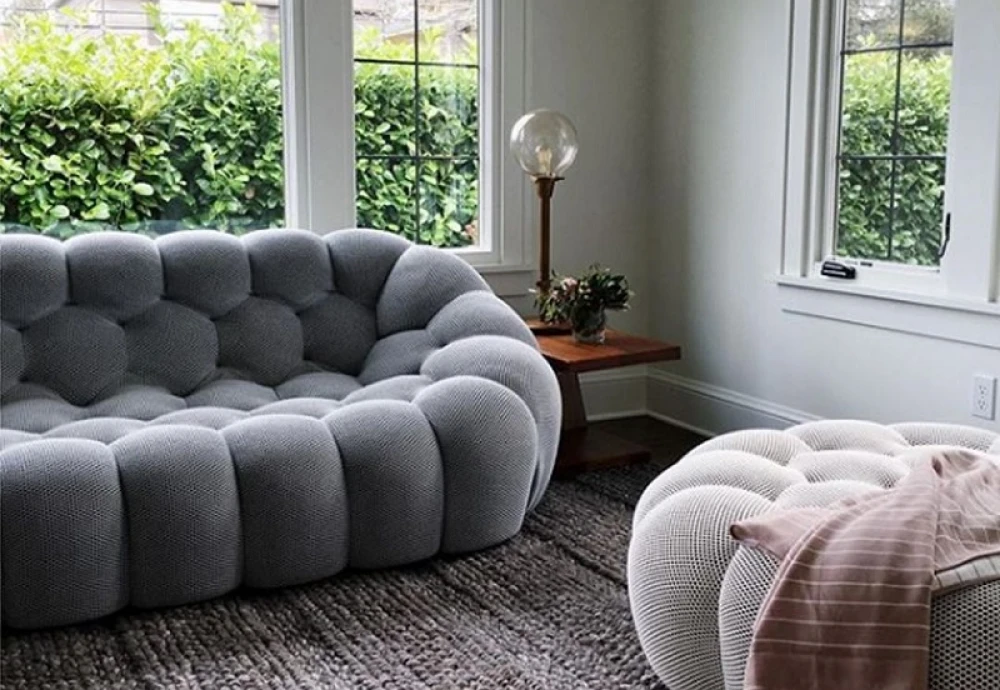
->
418, 0, 478, 65
0, 1, 285, 238
419, 159, 478, 248
890, 158, 945, 265
354, 62, 416, 157
419, 65, 478, 157
356, 157, 418, 241
896, 47, 951, 155
354, 0, 415, 61
840, 51, 897, 156
845, 0, 901, 50
836, 157, 893, 261
902, 0, 954, 45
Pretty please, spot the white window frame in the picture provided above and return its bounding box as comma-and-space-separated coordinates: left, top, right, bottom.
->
280, 0, 534, 290
778, 0, 1000, 347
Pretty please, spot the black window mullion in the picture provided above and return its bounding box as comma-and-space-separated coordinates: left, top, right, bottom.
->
835, 0, 953, 264
832, 0, 849, 258
838, 153, 946, 162
413, 0, 422, 244
842, 41, 952, 56
357, 154, 478, 162
883, 0, 909, 262
355, 57, 478, 70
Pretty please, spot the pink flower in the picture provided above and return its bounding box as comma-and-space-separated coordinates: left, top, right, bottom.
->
562, 277, 578, 291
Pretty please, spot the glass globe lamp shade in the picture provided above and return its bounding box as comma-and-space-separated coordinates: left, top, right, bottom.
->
510, 109, 579, 178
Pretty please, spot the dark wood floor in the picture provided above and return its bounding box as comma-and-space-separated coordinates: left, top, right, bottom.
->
586, 415, 707, 469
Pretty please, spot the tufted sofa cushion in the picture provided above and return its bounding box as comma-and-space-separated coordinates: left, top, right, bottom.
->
0, 228, 561, 630
628, 420, 1000, 690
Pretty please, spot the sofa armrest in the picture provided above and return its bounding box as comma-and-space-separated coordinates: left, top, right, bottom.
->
422, 335, 561, 510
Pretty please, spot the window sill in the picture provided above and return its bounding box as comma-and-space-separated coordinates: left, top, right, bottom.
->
478, 266, 535, 297
775, 275, 1000, 350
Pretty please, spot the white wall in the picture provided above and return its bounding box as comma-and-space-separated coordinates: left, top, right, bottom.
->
511, 0, 655, 419
509, 0, 654, 338
646, 0, 1000, 434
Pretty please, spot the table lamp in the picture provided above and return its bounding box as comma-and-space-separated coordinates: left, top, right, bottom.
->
510, 109, 579, 304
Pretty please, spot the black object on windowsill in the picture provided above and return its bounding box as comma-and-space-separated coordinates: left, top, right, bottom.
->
820, 260, 857, 279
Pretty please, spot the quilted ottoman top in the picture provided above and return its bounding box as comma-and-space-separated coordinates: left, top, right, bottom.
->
634, 420, 1000, 530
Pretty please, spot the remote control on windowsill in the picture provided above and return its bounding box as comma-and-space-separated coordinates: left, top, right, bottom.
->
820, 259, 857, 279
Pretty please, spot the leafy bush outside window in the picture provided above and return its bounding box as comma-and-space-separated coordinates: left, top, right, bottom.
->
837, 49, 950, 266
0, 3, 478, 246
835, 0, 954, 267
1, 5, 282, 237
354, 25, 480, 248
1, 1, 951, 259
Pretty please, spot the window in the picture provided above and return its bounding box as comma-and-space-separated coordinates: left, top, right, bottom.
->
2, 0, 529, 276
353, 0, 481, 249
0, 0, 285, 238
782, 0, 1000, 305
832, 0, 953, 267
286, 0, 526, 273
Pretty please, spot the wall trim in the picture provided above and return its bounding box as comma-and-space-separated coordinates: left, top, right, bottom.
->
578, 367, 820, 436
776, 277, 1000, 351
647, 369, 819, 434
587, 409, 649, 422
578, 367, 649, 422
580, 368, 648, 385
645, 410, 717, 439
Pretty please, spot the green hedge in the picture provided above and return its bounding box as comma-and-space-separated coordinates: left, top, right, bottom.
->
2, 6, 948, 260
837, 50, 950, 266
354, 45, 478, 248
1, 5, 283, 236
0, 5, 478, 246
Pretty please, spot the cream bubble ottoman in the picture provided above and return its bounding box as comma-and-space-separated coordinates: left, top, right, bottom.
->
628, 420, 1000, 690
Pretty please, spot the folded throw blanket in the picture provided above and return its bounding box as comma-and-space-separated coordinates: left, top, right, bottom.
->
731, 448, 1000, 690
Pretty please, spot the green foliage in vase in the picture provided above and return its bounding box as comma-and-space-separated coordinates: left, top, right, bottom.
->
535, 265, 632, 328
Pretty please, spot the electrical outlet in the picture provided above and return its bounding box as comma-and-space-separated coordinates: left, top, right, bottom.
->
972, 374, 997, 420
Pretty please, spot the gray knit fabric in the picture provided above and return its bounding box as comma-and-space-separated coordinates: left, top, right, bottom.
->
0, 228, 561, 630
1, 443, 688, 690
629, 420, 1000, 690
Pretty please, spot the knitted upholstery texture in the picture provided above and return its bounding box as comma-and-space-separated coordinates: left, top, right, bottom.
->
628, 420, 1000, 690
0, 228, 561, 630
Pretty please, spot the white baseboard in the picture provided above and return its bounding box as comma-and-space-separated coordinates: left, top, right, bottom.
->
587, 408, 649, 422
644, 409, 717, 439
579, 367, 819, 437
578, 367, 648, 421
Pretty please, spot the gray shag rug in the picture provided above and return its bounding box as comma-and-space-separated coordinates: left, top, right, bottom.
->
1, 421, 699, 689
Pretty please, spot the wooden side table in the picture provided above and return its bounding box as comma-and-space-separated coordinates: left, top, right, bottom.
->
535, 329, 682, 476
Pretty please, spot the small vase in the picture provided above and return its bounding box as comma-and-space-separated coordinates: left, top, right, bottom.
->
572, 308, 607, 344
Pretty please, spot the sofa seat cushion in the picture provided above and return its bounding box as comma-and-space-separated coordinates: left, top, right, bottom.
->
1, 370, 457, 442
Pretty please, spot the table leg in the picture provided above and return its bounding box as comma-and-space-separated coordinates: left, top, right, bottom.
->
557, 371, 587, 431
553, 370, 652, 477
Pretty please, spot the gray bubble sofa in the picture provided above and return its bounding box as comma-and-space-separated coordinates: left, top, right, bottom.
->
628, 420, 1000, 690
0, 228, 561, 630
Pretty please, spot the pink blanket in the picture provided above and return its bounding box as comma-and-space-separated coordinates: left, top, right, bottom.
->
731, 448, 1000, 690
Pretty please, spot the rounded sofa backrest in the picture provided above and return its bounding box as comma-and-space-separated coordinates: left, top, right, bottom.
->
0, 228, 491, 406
